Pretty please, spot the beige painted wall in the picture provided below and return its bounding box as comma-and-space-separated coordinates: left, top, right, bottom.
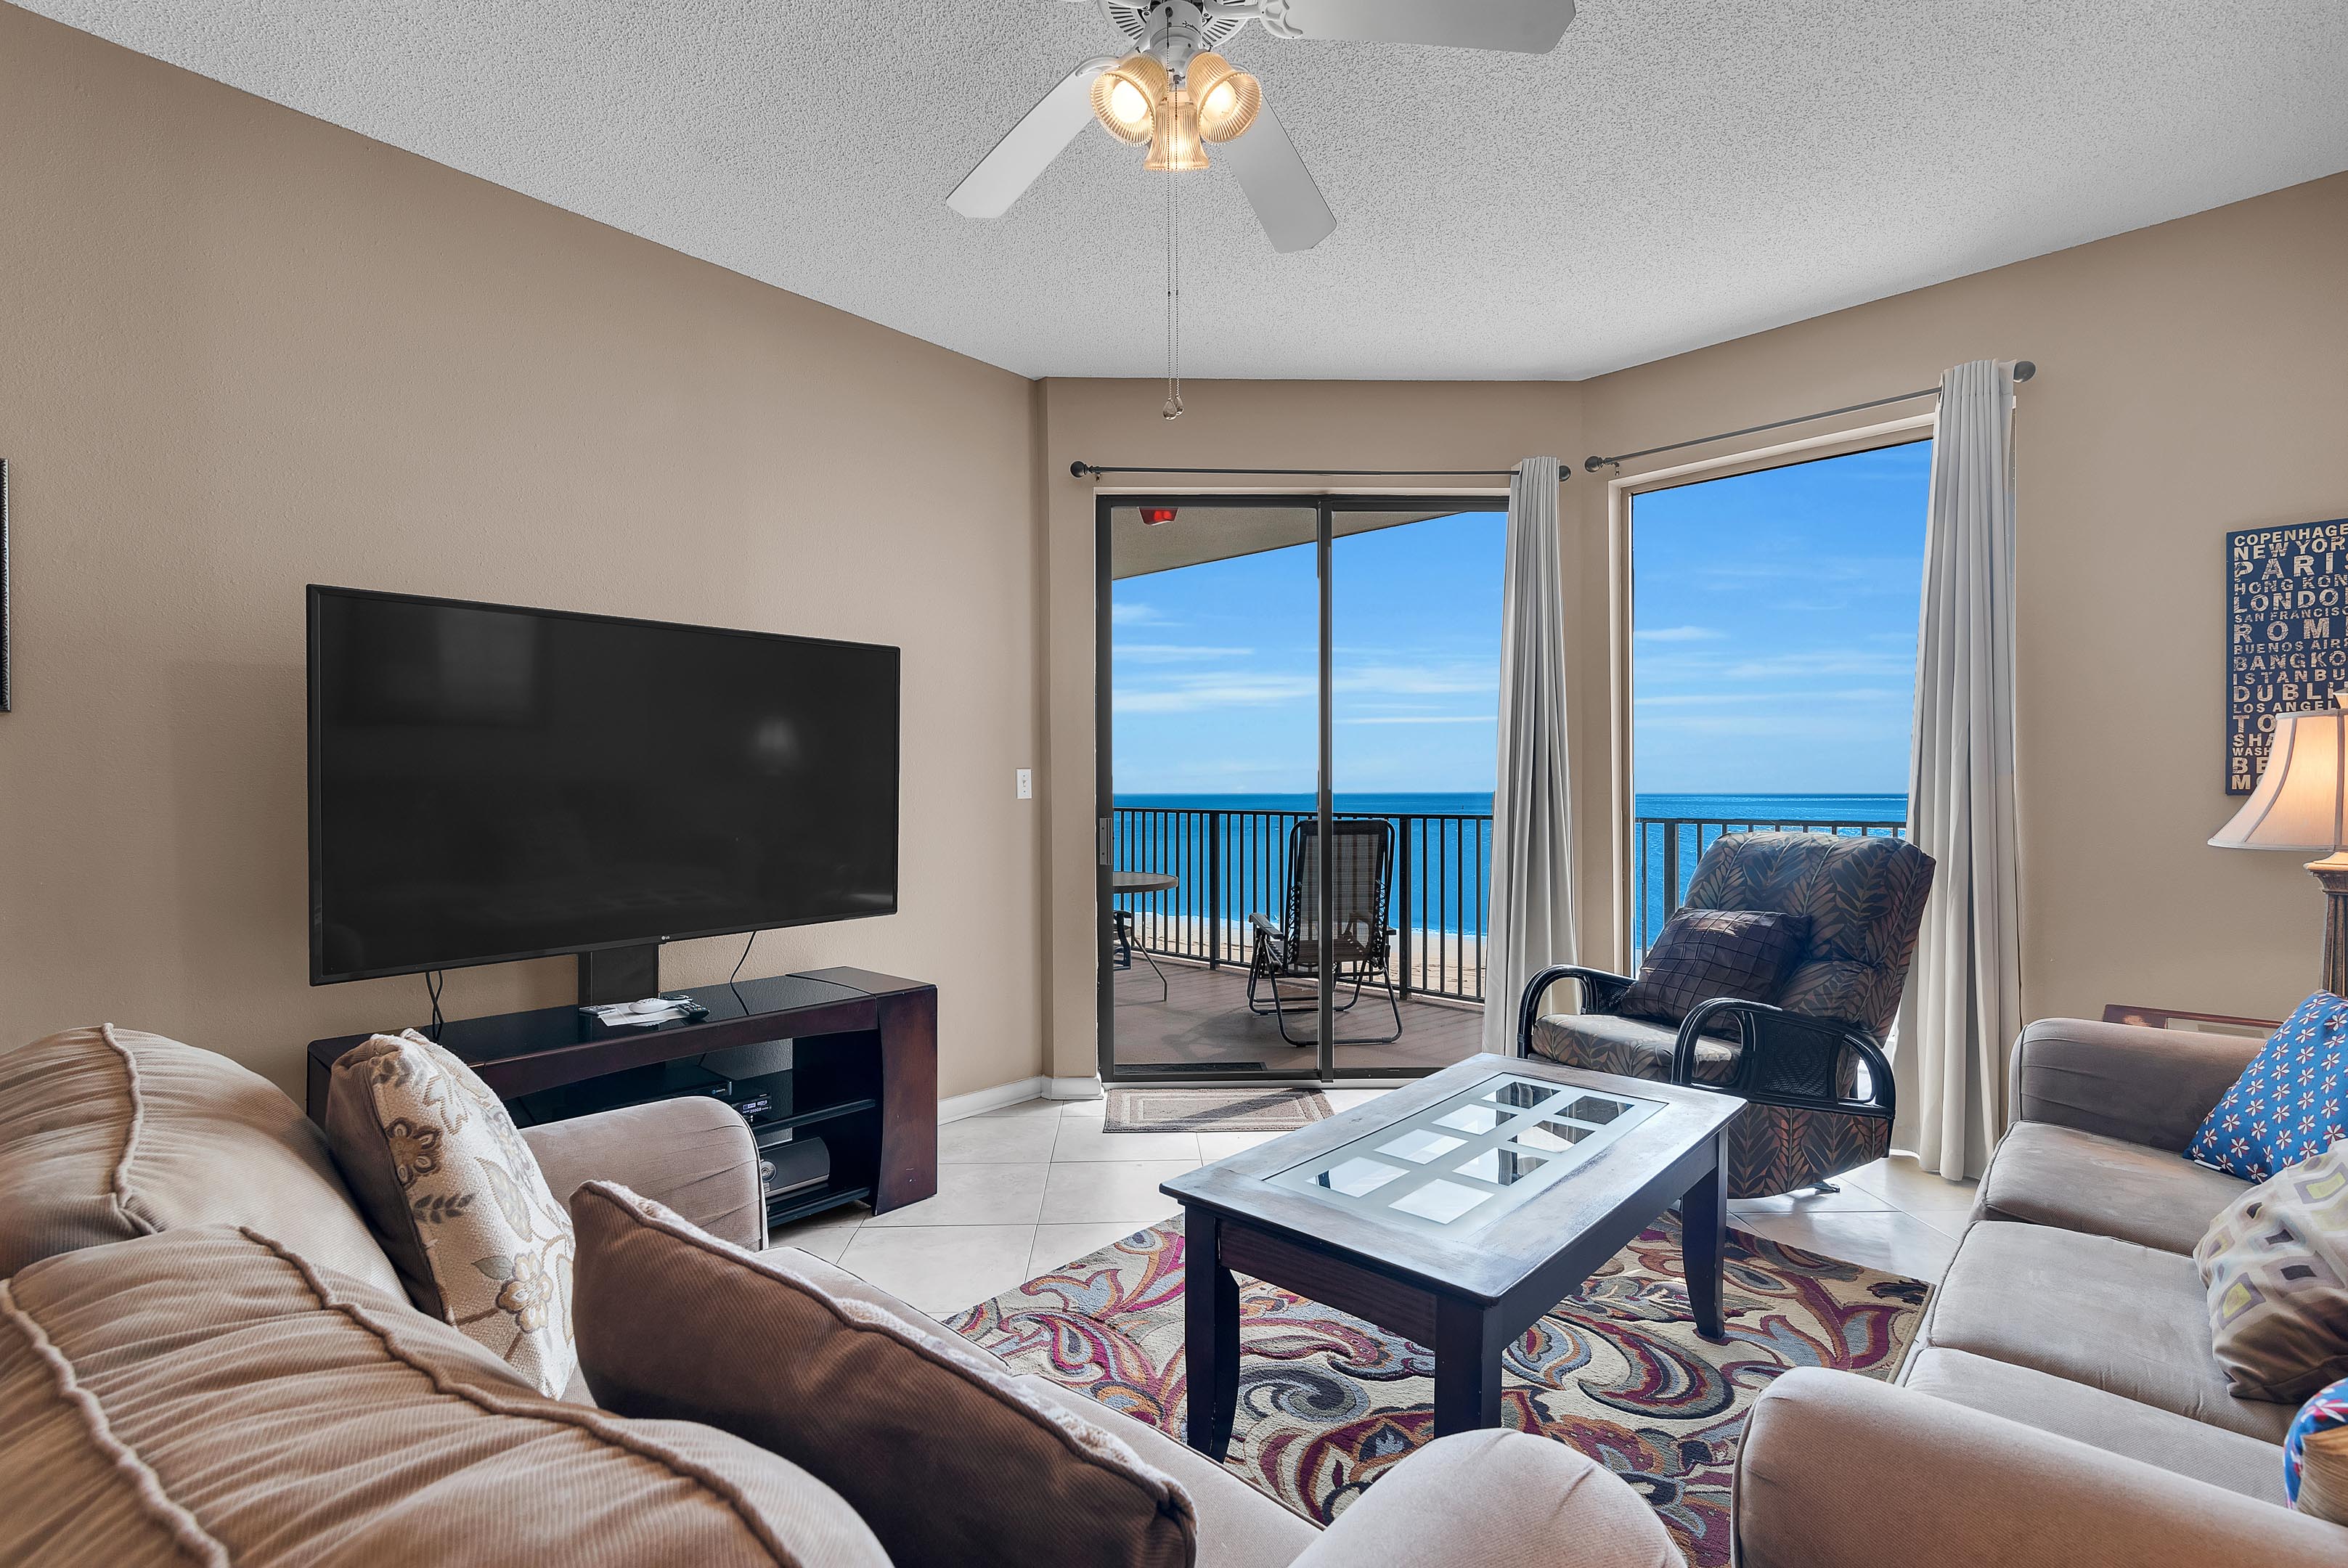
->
0, 6, 1046, 1102
1040, 177, 2348, 1096
1579, 173, 2348, 1053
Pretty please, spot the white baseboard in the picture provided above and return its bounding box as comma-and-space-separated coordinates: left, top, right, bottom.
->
1045, 1075, 1105, 1102
937, 1077, 1047, 1124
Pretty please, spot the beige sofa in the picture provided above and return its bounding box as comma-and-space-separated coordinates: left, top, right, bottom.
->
0, 1026, 1677, 1568
1732, 1016, 2348, 1566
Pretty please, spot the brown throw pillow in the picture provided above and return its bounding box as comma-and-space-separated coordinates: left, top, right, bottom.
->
2196, 1138, 2348, 1402
1616, 907, 1809, 1031
324, 1030, 576, 1400
570, 1180, 1198, 1568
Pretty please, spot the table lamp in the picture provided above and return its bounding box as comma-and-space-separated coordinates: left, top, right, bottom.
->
2212, 706, 2348, 995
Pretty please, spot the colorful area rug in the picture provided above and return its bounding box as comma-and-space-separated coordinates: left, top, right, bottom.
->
1103, 1086, 1333, 1133
949, 1212, 1928, 1567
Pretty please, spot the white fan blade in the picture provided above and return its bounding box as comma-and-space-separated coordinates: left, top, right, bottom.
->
1218, 103, 1337, 253
947, 57, 1117, 219
1266, 0, 1575, 53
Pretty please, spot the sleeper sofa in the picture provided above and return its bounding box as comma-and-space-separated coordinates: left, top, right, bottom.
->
1730, 1016, 2348, 1566
0, 1024, 1676, 1568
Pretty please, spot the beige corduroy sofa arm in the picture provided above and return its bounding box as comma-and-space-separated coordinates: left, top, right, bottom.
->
522, 1097, 764, 1249
1287, 1429, 1684, 1568
2007, 1016, 2262, 1152
1734, 1369, 2344, 1567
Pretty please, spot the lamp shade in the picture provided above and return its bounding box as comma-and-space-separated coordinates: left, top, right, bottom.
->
1092, 54, 1168, 145
1144, 84, 1209, 172
2212, 708, 2348, 852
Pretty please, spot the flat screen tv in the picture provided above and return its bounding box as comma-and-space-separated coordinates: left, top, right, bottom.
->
308, 586, 900, 985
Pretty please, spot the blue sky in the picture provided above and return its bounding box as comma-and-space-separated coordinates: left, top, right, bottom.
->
1631, 441, 1930, 793
1111, 443, 1930, 798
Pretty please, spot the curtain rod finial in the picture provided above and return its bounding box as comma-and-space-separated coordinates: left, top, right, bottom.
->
1071, 461, 1095, 479
2013, 361, 2037, 383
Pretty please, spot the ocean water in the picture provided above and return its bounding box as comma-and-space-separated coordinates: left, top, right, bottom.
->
1111, 792, 1909, 947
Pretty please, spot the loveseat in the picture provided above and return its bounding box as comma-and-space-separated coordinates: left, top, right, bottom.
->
0, 1024, 1678, 1567
1730, 1016, 2348, 1566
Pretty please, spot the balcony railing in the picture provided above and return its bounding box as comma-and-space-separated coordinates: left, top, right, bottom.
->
1112, 807, 1910, 1010
1110, 807, 1492, 1005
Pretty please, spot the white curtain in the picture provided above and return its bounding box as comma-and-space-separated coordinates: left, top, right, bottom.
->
1896, 360, 2023, 1180
1482, 457, 1577, 1055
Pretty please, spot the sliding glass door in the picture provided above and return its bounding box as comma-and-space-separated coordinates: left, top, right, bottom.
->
1098, 496, 1507, 1085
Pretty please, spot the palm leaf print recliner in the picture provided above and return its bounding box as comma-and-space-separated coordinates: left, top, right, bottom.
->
1517, 830, 1935, 1199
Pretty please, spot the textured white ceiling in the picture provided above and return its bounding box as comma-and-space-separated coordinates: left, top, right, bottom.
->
22, 1, 2348, 380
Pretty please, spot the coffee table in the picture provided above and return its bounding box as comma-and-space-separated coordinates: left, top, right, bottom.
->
1160, 1052, 1745, 1458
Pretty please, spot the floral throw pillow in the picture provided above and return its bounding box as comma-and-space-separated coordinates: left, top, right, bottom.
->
323, 1029, 576, 1399
2185, 992, 2348, 1183
2286, 1376, 2348, 1524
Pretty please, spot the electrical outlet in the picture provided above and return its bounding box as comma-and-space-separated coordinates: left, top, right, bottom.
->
1016, 768, 1033, 800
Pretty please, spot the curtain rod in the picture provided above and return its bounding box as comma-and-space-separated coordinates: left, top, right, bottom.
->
1583, 361, 2036, 473
1069, 462, 1565, 481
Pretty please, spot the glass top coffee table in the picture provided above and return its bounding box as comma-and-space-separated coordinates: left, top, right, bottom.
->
1160, 1052, 1745, 1457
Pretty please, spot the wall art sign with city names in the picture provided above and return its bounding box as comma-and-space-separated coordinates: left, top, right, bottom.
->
2228, 517, 2348, 793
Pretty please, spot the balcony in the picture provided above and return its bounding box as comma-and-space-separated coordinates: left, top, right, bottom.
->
1107, 806, 1907, 1076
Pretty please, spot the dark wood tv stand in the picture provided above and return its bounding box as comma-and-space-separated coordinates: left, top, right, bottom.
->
306, 967, 937, 1226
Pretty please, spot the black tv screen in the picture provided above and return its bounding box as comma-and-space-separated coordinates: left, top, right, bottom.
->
308, 586, 899, 984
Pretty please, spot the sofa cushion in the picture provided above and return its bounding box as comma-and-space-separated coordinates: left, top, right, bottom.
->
571, 1180, 1199, 1568
0, 1224, 889, 1567
2185, 991, 2348, 1183
1978, 1120, 2250, 1254
1902, 1347, 2287, 1505
324, 1030, 576, 1399
1015, 1374, 1316, 1568
1922, 1220, 2294, 1443
1613, 907, 1807, 1030
2196, 1141, 2348, 1403
0, 1024, 399, 1292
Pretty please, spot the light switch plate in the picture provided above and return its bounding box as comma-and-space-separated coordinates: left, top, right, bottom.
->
1016, 768, 1033, 800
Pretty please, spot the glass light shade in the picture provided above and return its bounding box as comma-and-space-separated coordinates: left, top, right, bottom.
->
2212, 708, 2348, 852
1144, 84, 1209, 172
1188, 53, 1262, 143
1091, 54, 1167, 146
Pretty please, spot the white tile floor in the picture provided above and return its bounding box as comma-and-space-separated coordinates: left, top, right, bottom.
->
772, 1089, 1978, 1318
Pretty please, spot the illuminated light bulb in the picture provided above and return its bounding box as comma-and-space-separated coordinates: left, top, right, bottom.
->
1144, 84, 1209, 172
1186, 53, 1262, 144
1091, 54, 1167, 145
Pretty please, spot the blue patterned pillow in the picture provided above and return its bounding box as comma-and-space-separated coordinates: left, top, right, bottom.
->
2286, 1376, 2348, 1523
2184, 992, 2348, 1182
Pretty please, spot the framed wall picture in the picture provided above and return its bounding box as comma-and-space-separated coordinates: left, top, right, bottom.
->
2227, 517, 2348, 793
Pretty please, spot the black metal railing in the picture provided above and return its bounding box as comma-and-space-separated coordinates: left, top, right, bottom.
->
1112, 808, 1911, 1008
1110, 807, 1492, 1005
1630, 817, 1909, 960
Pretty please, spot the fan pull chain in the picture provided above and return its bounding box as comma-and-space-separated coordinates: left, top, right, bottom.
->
1163, 165, 1183, 420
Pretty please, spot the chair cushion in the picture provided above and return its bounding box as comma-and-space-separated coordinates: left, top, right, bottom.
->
0, 1024, 400, 1292
1613, 907, 1807, 1029
324, 1029, 576, 1399
1979, 1120, 2251, 1254
2196, 1141, 2348, 1403
1526, 1010, 1737, 1085
1923, 1220, 2295, 1443
2287, 1378, 2348, 1524
1681, 830, 1933, 1035
570, 1181, 1199, 1568
1902, 1347, 2288, 1505
0, 1224, 889, 1568
2185, 992, 2348, 1183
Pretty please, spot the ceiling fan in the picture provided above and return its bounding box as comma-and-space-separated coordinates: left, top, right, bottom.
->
947, 1, 1579, 253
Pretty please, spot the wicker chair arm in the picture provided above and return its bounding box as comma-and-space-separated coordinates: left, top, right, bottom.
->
1515, 965, 1636, 1057
1675, 998, 1894, 1120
